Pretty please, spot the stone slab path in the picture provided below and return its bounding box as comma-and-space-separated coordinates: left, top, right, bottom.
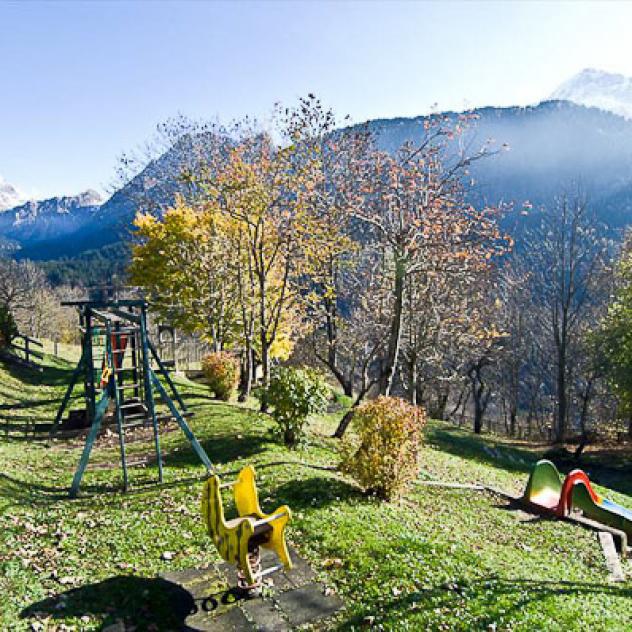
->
160, 547, 344, 631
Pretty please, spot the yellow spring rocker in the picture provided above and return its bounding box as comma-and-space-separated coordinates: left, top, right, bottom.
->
201, 465, 292, 591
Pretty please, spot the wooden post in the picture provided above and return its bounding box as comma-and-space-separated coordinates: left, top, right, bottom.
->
84, 310, 96, 424
141, 305, 163, 483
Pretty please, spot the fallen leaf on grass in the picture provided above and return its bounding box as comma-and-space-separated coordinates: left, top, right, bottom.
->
322, 557, 343, 569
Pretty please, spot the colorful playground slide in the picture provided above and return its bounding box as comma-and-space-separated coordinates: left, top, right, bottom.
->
522, 459, 632, 538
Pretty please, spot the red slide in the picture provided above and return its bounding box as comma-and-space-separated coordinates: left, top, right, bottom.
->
556, 469, 601, 517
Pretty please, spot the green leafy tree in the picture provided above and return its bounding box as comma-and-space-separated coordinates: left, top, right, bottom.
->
594, 235, 632, 436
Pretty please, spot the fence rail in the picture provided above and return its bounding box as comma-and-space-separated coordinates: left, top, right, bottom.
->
5, 334, 44, 370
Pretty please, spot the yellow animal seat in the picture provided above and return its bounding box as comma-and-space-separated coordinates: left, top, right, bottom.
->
201, 465, 292, 586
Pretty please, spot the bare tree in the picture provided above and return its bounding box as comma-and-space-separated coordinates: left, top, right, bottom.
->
523, 192, 608, 442
0, 259, 46, 312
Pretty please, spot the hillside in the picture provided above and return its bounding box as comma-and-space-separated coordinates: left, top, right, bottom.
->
1, 355, 631, 630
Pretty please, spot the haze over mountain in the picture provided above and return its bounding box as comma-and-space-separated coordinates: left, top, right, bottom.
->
551, 68, 632, 120
366, 99, 632, 227
4, 70, 632, 283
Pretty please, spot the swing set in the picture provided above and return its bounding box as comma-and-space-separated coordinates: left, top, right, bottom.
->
52, 298, 213, 497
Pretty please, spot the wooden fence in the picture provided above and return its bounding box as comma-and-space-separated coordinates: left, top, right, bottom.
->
155, 337, 212, 371
5, 334, 44, 371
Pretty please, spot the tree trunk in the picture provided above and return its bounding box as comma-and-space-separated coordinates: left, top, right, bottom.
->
432, 389, 449, 421
449, 386, 466, 419
469, 363, 490, 435
259, 340, 270, 413
408, 355, 418, 405
380, 258, 405, 396
509, 405, 517, 437
578, 378, 593, 436
556, 342, 567, 443
238, 343, 253, 402
334, 379, 372, 438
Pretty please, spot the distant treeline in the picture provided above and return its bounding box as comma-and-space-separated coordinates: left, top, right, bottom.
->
41, 242, 130, 287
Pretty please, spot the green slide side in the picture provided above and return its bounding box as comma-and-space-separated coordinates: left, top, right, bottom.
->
523, 459, 563, 510
571, 484, 632, 539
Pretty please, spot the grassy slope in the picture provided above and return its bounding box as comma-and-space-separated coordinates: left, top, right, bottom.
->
0, 356, 631, 631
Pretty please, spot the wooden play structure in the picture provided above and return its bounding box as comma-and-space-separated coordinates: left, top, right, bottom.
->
52, 298, 213, 497
201, 465, 292, 591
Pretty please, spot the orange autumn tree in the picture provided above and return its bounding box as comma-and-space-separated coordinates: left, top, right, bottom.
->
347, 113, 511, 399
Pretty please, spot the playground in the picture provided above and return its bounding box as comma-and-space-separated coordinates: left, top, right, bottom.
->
1, 351, 632, 630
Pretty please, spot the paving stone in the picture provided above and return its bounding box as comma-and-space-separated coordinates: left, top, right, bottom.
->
263, 570, 294, 593
217, 560, 240, 586
217, 546, 317, 594
285, 550, 317, 588
186, 578, 230, 600
186, 604, 253, 632
276, 583, 344, 626
241, 598, 291, 631
160, 566, 222, 587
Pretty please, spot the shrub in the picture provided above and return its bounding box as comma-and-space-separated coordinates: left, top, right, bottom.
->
340, 396, 426, 501
201, 351, 240, 401
261, 366, 330, 448
0, 305, 18, 349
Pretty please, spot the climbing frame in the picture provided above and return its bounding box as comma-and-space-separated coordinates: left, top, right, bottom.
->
52, 298, 213, 497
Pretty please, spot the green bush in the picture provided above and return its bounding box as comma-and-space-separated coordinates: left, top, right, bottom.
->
0, 305, 18, 349
340, 396, 426, 501
261, 366, 330, 448
201, 351, 240, 401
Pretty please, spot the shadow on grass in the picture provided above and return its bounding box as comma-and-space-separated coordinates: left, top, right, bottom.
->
427, 425, 539, 474
273, 475, 363, 510
2, 355, 76, 388
428, 422, 632, 499
339, 576, 632, 631
163, 431, 274, 470
0, 473, 68, 509
21, 576, 196, 629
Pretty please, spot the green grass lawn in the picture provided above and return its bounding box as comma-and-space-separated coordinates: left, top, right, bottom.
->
1, 355, 631, 630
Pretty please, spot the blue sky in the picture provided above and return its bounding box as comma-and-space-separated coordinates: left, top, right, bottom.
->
2, 0, 632, 200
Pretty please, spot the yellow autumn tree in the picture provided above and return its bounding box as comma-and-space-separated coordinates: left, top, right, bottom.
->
130, 197, 241, 350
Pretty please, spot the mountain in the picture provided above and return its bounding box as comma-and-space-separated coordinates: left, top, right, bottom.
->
6, 99, 632, 283
0, 178, 24, 211
0, 190, 102, 256
364, 100, 632, 226
550, 68, 632, 120
10, 131, 225, 263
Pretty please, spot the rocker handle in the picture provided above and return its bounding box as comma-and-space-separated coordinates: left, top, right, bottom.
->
219, 480, 239, 489
255, 563, 285, 579
253, 511, 287, 528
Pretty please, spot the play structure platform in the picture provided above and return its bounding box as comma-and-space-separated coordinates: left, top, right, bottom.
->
523, 460, 632, 540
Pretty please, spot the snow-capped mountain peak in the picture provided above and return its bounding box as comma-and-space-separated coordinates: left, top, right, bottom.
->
550, 68, 632, 119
